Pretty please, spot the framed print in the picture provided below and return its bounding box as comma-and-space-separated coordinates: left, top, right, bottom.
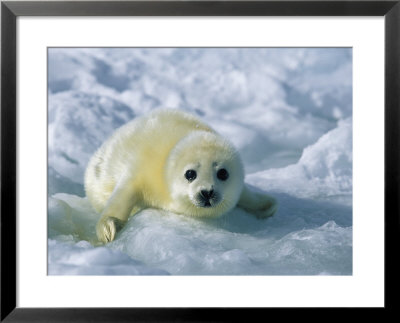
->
1, 0, 399, 321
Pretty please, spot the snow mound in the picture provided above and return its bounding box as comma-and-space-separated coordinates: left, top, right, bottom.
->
48, 91, 135, 184
247, 118, 352, 205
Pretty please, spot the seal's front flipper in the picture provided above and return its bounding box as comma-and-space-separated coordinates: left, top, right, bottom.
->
237, 185, 278, 219
96, 176, 140, 243
96, 216, 126, 243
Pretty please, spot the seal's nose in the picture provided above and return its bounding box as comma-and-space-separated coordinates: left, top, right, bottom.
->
200, 189, 214, 199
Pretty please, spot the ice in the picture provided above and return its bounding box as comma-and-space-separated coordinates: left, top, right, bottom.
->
110, 209, 351, 275
48, 239, 168, 275
47, 48, 352, 275
49, 194, 351, 275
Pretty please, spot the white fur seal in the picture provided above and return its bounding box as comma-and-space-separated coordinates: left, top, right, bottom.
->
85, 109, 277, 243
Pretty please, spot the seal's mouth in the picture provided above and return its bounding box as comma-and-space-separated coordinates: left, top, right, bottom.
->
198, 201, 216, 208
204, 201, 212, 207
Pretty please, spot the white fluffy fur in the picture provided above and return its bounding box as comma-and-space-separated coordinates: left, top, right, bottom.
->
85, 109, 277, 243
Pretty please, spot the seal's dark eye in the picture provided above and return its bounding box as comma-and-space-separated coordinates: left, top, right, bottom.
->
217, 168, 229, 181
185, 169, 197, 181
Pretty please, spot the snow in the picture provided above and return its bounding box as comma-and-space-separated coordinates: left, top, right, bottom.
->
48, 48, 352, 275
247, 117, 352, 205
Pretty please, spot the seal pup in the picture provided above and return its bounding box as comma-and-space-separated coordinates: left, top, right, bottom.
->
85, 109, 277, 243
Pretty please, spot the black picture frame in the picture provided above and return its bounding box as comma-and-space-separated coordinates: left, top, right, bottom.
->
1, 1, 399, 321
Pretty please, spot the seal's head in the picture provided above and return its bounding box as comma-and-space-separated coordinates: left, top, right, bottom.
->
165, 131, 244, 217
